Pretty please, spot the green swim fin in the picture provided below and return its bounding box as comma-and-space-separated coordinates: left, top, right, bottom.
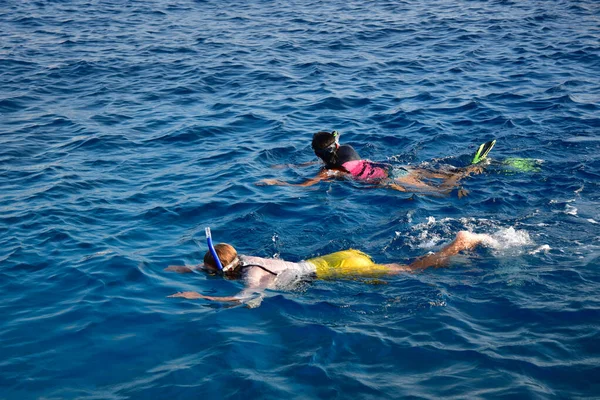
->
471, 139, 496, 164
502, 157, 542, 173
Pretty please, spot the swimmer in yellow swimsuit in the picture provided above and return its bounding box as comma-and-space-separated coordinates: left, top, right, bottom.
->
167, 230, 495, 303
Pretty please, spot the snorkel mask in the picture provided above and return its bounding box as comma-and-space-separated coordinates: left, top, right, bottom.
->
203, 227, 240, 274
315, 130, 340, 156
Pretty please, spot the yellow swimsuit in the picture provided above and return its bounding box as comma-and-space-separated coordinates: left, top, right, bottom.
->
307, 249, 390, 279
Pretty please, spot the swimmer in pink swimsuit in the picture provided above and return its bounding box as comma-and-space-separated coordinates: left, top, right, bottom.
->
259, 130, 490, 197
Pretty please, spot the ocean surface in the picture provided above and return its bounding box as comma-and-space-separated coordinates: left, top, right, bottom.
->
1, 0, 600, 398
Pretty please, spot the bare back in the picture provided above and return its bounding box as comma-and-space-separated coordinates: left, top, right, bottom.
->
240, 255, 316, 290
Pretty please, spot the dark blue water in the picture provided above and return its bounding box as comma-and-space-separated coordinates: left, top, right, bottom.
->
2, 0, 600, 398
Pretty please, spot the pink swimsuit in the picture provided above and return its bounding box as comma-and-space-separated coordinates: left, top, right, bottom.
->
342, 160, 389, 181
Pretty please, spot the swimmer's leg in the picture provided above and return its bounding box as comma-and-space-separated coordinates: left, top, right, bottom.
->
388, 164, 487, 196
411, 169, 455, 180
381, 263, 412, 273
427, 165, 484, 186
397, 139, 496, 192
390, 169, 468, 196
406, 231, 492, 271
423, 165, 485, 195
388, 183, 407, 192
373, 231, 493, 275
436, 138, 496, 185
412, 163, 486, 182
389, 173, 450, 192
387, 181, 450, 197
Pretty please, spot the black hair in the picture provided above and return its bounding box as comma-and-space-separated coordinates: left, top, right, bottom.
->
312, 131, 338, 167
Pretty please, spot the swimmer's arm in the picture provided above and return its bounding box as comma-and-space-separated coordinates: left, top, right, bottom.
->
168, 266, 272, 303
293, 169, 333, 186
168, 287, 264, 304
168, 291, 242, 303
271, 160, 320, 169
257, 169, 338, 187
165, 265, 200, 273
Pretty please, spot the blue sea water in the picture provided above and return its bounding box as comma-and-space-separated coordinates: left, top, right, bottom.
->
1, 0, 600, 398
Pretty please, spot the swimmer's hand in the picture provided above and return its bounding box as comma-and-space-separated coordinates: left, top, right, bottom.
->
165, 265, 197, 273
257, 170, 332, 187
168, 291, 241, 303
168, 291, 206, 299
271, 164, 292, 169
256, 179, 288, 186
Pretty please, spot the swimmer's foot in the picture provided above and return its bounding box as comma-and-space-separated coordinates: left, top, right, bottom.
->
450, 163, 484, 180
457, 187, 469, 199
455, 231, 497, 251
467, 164, 485, 175
471, 139, 496, 165
407, 231, 496, 271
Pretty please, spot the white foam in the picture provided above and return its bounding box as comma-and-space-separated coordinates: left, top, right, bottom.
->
587, 219, 598, 224
565, 204, 578, 216
245, 294, 264, 309
549, 199, 579, 216
549, 199, 575, 204
412, 218, 445, 249
406, 217, 534, 255
406, 211, 413, 224
489, 227, 533, 250
418, 237, 443, 249
529, 245, 551, 255
79, 249, 114, 262
477, 234, 500, 248
429, 300, 447, 307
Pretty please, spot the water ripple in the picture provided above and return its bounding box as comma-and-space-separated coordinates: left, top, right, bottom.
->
1, 0, 600, 398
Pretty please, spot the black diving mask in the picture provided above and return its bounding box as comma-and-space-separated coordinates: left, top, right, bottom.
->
315, 130, 340, 156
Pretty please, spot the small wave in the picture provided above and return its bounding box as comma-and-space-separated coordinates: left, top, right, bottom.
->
14, 16, 44, 26
549, 199, 580, 217
80, 249, 115, 263
143, 45, 197, 55
563, 135, 600, 143
428, 100, 481, 114
307, 96, 372, 111
565, 205, 578, 216
0, 95, 40, 113
91, 113, 133, 126
225, 112, 279, 129
529, 245, 551, 255
2, 1, 599, 397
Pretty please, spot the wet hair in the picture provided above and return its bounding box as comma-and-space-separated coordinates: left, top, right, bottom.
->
203, 243, 279, 279
204, 243, 239, 278
312, 131, 338, 167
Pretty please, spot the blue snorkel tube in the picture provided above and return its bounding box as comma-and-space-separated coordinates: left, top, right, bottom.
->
205, 227, 224, 271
